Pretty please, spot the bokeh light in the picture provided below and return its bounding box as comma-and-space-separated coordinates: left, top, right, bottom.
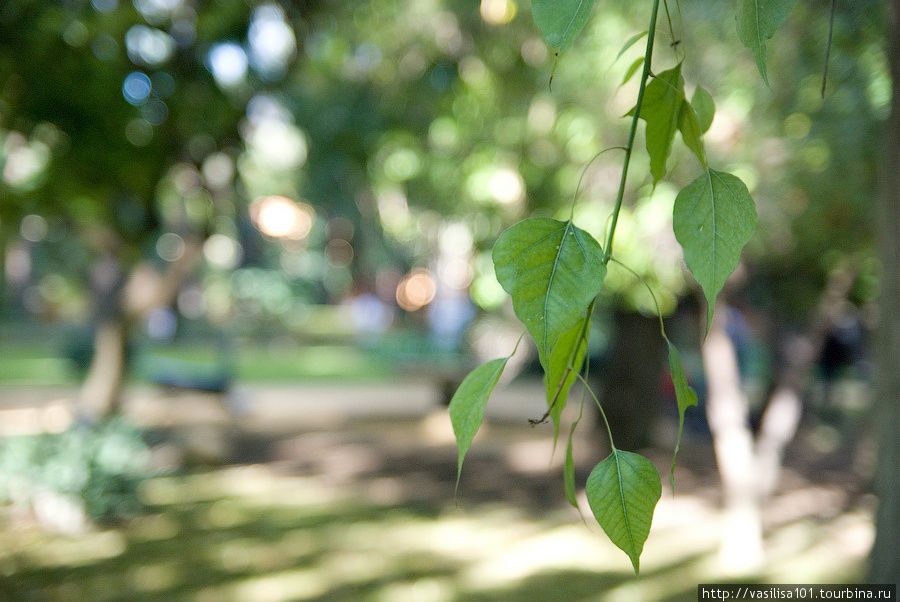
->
249, 196, 315, 240
480, 0, 518, 26
395, 269, 437, 312
122, 72, 152, 105
208, 43, 248, 88
156, 232, 185, 262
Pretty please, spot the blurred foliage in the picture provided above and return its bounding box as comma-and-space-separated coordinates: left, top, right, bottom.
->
0, 0, 888, 354
0, 417, 152, 522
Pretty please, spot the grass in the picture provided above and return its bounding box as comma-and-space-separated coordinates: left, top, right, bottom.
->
0, 343, 395, 385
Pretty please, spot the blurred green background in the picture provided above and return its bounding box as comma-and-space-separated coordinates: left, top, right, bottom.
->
0, 0, 890, 599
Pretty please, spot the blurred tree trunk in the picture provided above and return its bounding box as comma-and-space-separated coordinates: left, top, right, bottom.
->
702, 305, 764, 573
599, 310, 665, 450
868, 0, 900, 584
80, 317, 128, 418
78, 238, 203, 420
704, 266, 854, 573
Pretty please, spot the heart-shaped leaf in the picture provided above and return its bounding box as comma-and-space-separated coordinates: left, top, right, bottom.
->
532, 0, 599, 50
449, 357, 509, 491
673, 169, 757, 331
492, 218, 606, 366
586, 450, 661, 574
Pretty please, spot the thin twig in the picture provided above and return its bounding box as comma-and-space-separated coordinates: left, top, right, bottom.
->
821, 0, 837, 98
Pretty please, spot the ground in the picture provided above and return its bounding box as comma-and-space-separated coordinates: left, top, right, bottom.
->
0, 380, 876, 601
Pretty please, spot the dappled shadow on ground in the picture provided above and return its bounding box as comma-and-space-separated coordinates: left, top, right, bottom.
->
0, 395, 875, 601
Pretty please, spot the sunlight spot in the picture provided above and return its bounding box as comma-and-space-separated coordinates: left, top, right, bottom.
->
227, 568, 328, 602
204, 234, 243, 269
127, 562, 180, 593
208, 42, 248, 88
396, 269, 437, 312
130, 513, 180, 542
488, 167, 525, 205
33, 531, 127, 567
480, 0, 517, 25
250, 196, 315, 240
201, 152, 234, 189
125, 25, 175, 66
248, 4, 296, 80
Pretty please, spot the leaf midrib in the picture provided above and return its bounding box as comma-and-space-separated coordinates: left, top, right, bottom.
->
614, 450, 637, 561
559, 0, 591, 47
705, 168, 718, 289
542, 221, 574, 353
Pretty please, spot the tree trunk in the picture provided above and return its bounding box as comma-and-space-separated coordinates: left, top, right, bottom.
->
599, 310, 665, 450
79, 318, 128, 419
77, 238, 203, 421
868, 0, 900, 584
702, 304, 764, 573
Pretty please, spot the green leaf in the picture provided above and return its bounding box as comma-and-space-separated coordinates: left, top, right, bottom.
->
677, 101, 706, 167
586, 450, 662, 574
616, 30, 647, 60
619, 56, 645, 88
492, 218, 606, 365
532, 0, 599, 50
736, 0, 798, 85
638, 64, 685, 183
666, 341, 698, 493
691, 86, 715, 134
449, 357, 509, 491
673, 169, 757, 331
545, 310, 592, 443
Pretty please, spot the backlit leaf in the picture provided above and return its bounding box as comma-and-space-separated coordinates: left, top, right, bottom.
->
667, 341, 698, 492
638, 64, 685, 183
449, 357, 509, 491
736, 0, 798, 85
586, 450, 661, 574
677, 101, 705, 166
673, 169, 757, 331
532, 0, 599, 50
616, 30, 647, 60
691, 86, 715, 134
545, 311, 592, 444
492, 218, 606, 365
619, 56, 645, 88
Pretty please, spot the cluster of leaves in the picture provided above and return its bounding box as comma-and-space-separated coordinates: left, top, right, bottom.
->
0, 418, 152, 522
450, 0, 796, 574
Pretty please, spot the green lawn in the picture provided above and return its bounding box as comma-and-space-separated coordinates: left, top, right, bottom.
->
0, 343, 394, 385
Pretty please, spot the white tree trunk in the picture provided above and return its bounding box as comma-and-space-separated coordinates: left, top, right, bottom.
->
702, 306, 764, 573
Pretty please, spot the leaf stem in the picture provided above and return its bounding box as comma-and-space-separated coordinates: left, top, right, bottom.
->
604, 0, 662, 262
608, 256, 668, 343
820, 0, 837, 98
574, 371, 616, 451
569, 147, 628, 220
530, 300, 595, 425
